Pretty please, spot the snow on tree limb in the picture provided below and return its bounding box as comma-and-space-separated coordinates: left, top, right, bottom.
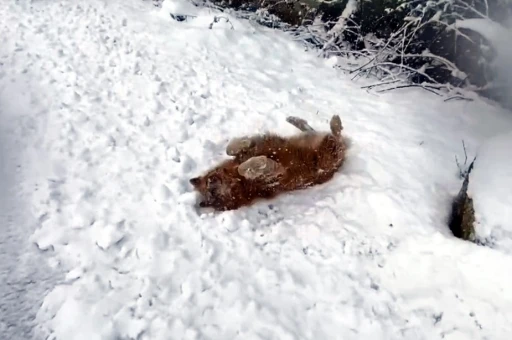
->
318, 0, 358, 56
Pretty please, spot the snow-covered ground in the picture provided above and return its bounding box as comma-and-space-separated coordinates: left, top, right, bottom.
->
2, 0, 512, 339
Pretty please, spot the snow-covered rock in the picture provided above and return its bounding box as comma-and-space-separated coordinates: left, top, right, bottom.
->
160, 0, 240, 30
162, 0, 199, 16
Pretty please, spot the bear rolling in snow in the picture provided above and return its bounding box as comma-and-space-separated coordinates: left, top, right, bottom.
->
189, 115, 347, 211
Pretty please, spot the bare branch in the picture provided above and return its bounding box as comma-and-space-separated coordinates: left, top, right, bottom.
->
361, 79, 401, 90
376, 84, 443, 96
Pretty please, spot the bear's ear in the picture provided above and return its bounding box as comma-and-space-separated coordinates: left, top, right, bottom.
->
190, 177, 201, 187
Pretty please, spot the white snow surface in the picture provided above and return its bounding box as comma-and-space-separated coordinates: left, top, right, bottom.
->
469, 130, 512, 253
2, 0, 512, 339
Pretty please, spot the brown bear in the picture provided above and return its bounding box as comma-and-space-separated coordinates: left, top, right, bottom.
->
189, 115, 347, 211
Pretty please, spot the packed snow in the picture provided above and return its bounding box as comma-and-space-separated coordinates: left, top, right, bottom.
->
2, 0, 512, 339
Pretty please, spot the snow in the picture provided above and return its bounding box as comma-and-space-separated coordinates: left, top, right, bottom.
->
1, 0, 512, 339
469, 131, 512, 252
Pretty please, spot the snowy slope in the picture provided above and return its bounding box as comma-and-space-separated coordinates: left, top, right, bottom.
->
2, 0, 512, 339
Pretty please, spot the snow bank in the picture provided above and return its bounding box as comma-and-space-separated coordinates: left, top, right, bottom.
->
469, 131, 512, 252
2, 0, 512, 339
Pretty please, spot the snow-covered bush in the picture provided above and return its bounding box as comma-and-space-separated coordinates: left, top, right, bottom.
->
338, 0, 512, 102
200, 0, 512, 107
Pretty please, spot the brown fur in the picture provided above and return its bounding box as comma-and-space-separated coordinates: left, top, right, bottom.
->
190, 115, 347, 211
